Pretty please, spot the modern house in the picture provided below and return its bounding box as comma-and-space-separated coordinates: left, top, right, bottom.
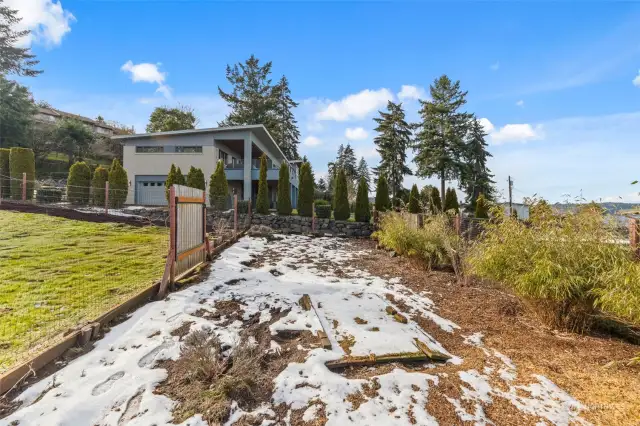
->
112, 124, 299, 207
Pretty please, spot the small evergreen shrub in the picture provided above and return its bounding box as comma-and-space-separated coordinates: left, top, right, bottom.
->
108, 159, 128, 208
429, 187, 441, 214
9, 147, 35, 200
374, 175, 391, 212
237, 200, 250, 214
175, 167, 186, 185
0, 148, 9, 198
186, 166, 206, 191
355, 177, 370, 222
408, 184, 420, 213
36, 187, 63, 203
475, 193, 489, 218
444, 187, 460, 213
256, 154, 269, 214
333, 169, 350, 221
277, 163, 292, 215
67, 161, 91, 205
315, 204, 331, 219
209, 160, 229, 211
297, 162, 313, 217
314, 199, 330, 206
92, 166, 108, 206
165, 164, 179, 201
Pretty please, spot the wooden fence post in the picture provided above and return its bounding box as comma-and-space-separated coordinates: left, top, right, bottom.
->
233, 194, 238, 236
22, 172, 26, 201
158, 185, 177, 299
312, 202, 316, 233
204, 195, 211, 259
104, 181, 109, 214
454, 214, 462, 236
630, 218, 640, 258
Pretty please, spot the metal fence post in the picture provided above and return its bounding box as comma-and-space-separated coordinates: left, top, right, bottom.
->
233, 194, 238, 236
22, 172, 26, 202
104, 181, 109, 215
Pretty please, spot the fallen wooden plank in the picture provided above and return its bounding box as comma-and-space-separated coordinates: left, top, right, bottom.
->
393, 313, 408, 324
413, 338, 451, 362
317, 331, 332, 349
325, 352, 429, 370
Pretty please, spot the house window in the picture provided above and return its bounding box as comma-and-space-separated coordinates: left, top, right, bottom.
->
136, 146, 164, 153
176, 146, 203, 153
218, 149, 228, 163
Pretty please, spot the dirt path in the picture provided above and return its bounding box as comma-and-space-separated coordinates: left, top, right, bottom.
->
2, 235, 635, 425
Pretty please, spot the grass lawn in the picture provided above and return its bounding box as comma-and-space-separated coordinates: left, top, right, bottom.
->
0, 211, 168, 371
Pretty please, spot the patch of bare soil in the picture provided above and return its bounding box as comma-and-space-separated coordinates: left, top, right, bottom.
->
347, 239, 640, 426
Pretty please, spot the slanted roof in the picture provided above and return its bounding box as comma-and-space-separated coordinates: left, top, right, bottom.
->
112, 124, 291, 162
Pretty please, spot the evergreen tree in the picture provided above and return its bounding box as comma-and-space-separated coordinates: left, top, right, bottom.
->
273, 75, 301, 159
298, 162, 313, 217
0, 1, 41, 76
372, 101, 413, 204
420, 185, 437, 207
186, 166, 205, 191
146, 105, 198, 133
277, 162, 292, 215
0, 148, 9, 198
414, 75, 472, 205
342, 144, 357, 179
67, 162, 91, 205
92, 166, 108, 206
355, 177, 370, 222
475, 193, 489, 218
256, 154, 269, 214
0, 76, 36, 149
429, 186, 442, 214
165, 164, 180, 201
175, 167, 186, 185
209, 160, 229, 210
408, 184, 420, 213
52, 118, 95, 167
317, 177, 327, 192
108, 159, 128, 208
444, 188, 460, 213
461, 117, 495, 211
374, 174, 391, 212
333, 168, 350, 220
356, 157, 371, 188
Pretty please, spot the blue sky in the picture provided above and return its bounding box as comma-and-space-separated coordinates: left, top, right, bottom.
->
10, 0, 640, 204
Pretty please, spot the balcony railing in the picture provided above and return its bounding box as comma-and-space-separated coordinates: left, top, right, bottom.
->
223, 158, 298, 181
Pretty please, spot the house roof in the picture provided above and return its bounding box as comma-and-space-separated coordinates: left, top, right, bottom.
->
36, 107, 131, 134
112, 124, 291, 162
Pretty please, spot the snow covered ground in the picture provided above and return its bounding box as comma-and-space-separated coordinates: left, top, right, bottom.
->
1, 235, 589, 426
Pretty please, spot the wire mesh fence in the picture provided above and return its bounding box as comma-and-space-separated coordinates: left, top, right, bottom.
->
0, 209, 169, 374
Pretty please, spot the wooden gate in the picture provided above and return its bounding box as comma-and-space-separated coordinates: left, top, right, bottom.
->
159, 184, 210, 297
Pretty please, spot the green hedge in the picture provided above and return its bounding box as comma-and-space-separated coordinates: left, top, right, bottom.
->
0, 148, 9, 198
92, 166, 109, 206
315, 204, 331, 219
108, 159, 128, 208
9, 148, 35, 200
355, 177, 370, 222
333, 168, 350, 221
186, 166, 205, 191
297, 162, 313, 217
277, 163, 292, 215
67, 161, 92, 205
256, 154, 269, 214
36, 187, 63, 203
237, 200, 250, 214
209, 160, 228, 211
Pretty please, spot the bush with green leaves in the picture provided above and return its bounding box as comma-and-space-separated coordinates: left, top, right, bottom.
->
408, 184, 420, 213
67, 161, 91, 204
333, 168, 350, 221
444, 187, 459, 213
36, 187, 63, 203
277, 163, 292, 215
354, 177, 370, 222
475, 193, 489, 218
374, 175, 391, 212
108, 159, 128, 208
0, 148, 9, 198
165, 164, 187, 201
9, 147, 35, 200
237, 200, 250, 214
315, 204, 331, 219
297, 162, 313, 217
256, 154, 269, 214
209, 160, 229, 211
467, 206, 640, 330
429, 187, 441, 214
186, 166, 206, 191
91, 166, 109, 206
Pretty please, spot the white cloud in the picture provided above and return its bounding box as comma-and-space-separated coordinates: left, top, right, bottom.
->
6, 0, 75, 47
479, 118, 543, 144
345, 127, 368, 141
121, 61, 172, 99
397, 85, 425, 101
516, 100, 525, 107
316, 88, 394, 121
490, 61, 500, 71
303, 136, 322, 147
478, 117, 495, 134
633, 70, 640, 87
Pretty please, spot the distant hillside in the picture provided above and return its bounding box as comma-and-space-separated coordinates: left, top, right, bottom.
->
551, 202, 640, 215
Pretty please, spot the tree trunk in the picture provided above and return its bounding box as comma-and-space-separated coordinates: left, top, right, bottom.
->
440, 172, 445, 212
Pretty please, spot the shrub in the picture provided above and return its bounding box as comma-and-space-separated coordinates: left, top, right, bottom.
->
9, 147, 35, 200
236, 200, 250, 214
375, 175, 391, 212
373, 213, 464, 278
186, 166, 205, 191
277, 162, 291, 215
67, 162, 92, 204
408, 184, 420, 213
466, 206, 640, 331
314, 199, 330, 206
354, 177, 370, 222
429, 186, 441, 214
529, 199, 552, 224
315, 204, 331, 219
91, 166, 108, 206
475, 193, 489, 218
209, 160, 229, 211
444, 187, 459, 213
256, 154, 269, 214
36, 187, 63, 203
297, 162, 313, 217
108, 159, 128, 208
0, 148, 9, 198
333, 168, 350, 221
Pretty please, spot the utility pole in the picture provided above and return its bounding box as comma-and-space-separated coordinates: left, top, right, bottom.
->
508, 176, 513, 216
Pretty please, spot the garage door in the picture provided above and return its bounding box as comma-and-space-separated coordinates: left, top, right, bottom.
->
136, 178, 167, 206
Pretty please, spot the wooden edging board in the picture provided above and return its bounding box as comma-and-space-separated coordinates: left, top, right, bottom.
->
0, 226, 251, 396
